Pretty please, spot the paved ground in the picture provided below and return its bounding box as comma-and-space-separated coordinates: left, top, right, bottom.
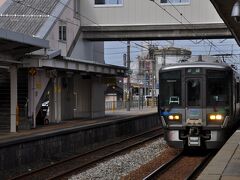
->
197, 129, 240, 180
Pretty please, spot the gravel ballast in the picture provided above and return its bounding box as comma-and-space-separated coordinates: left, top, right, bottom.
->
69, 138, 167, 180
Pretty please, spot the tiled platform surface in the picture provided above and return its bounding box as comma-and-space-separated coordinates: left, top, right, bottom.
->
198, 129, 240, 180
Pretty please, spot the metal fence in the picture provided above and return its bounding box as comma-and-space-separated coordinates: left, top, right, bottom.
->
105, 99, 157, 111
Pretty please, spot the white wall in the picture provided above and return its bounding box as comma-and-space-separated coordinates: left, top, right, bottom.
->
70, 34, 105, 63
46, 0, 80, 57
80, 0, 222, 26
46, 0, 104, 64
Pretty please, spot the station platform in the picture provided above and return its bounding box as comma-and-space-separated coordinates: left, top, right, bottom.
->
0, 107, 159, 177
198, 129, 240, 180
0, 107, 157, 144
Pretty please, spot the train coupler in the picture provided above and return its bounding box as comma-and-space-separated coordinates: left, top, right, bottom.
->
188, 136, 201, 146
188, 127, 201, 146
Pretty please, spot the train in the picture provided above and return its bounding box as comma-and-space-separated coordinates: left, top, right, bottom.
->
158, 56, 240, 149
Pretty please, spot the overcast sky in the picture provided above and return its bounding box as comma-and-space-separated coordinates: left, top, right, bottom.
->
104, 39, 240, 68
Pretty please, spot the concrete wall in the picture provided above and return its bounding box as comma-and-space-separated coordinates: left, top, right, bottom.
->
70, 35, 105, 63
61, 77, 74, 120
73, 75, 91, 118
80, 0, 223, 26
0, 113, 160, 176
91, 76, 105, 118
60, 75, 105, 120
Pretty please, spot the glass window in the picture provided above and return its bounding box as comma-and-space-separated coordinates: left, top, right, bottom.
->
186, 68, 202, 75
187, 79, 201, 106
207, 70, 229, 106
160, 0, 190, 4
95, 0, 123, 5
59, 23, 67, 41
159, 71, 181, 107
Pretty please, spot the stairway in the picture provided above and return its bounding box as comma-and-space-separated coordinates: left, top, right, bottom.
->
18, 69, 28, 120
0, 68, 29, 132
0, 69, 10, 131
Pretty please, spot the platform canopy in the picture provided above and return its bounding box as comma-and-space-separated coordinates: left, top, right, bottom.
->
210, 0, 240, 46
0, 28, 49, 61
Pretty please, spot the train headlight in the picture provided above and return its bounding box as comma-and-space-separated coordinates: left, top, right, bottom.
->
208, 114, 224, 121
209, 115, 216, 120
169, 115, 174, 120
216, 114, 223, 120
168, 114, 181, 121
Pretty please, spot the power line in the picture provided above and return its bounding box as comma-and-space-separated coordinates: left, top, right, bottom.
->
57, 0, 102, 27
167, 0, 193, 25
105, 49, 149, 55
150, 0, 239, 62
11, 0, 239, 63
9, 0, 144, 58
166, 0, 240, 62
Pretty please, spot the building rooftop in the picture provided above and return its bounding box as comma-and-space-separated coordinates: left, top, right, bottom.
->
0, 0, 59, 37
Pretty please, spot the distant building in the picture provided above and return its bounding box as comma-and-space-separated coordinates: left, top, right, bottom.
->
154, 47, 192, 94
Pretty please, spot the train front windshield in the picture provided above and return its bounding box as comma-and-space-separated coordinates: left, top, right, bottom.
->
159, 69, 230, 108
159, 70, 181, 108
206, 70, 229, 107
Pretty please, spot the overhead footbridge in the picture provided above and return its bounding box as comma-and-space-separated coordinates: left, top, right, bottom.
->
80, 0, 232, 41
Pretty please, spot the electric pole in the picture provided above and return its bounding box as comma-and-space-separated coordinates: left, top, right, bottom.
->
149, 46, 155, 107
127, 41, 131, 111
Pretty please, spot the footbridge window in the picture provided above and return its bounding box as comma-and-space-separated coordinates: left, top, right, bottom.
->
59, 22, 67, 42
160, 0, 190, 5
95, 0, 123, 6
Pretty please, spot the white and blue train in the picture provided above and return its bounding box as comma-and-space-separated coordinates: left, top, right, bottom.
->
159, 57, 240, 149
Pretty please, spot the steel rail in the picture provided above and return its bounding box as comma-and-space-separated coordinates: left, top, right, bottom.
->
11, 127, 163, 180
143, 151, 184, 180
185, 151, 215, 180
143, 150, 215, 180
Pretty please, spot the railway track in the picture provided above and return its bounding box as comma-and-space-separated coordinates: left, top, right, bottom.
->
143, 150, 215, 180
10, 127, 163, 180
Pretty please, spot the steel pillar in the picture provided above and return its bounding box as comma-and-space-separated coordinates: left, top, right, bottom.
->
10, 66, 17, 132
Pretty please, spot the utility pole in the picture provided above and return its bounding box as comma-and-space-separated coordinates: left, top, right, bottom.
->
123, 53, 127, 66
127, 41, 131, 111
149, 46, 155, 108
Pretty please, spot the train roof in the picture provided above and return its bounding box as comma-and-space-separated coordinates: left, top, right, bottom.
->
160, 61, 233, 72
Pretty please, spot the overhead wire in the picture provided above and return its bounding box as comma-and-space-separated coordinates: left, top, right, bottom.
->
10, 0, 147, 56
10, 0, 239, 64
150, 0, 239, 62
166, 0, 239, 62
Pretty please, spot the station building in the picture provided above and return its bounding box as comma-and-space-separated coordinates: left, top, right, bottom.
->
0, 0, 236, 133
0, 0, 126, 132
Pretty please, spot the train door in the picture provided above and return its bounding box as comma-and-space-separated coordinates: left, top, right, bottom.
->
185, 78, 203, 146
185, 78, 203, 125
